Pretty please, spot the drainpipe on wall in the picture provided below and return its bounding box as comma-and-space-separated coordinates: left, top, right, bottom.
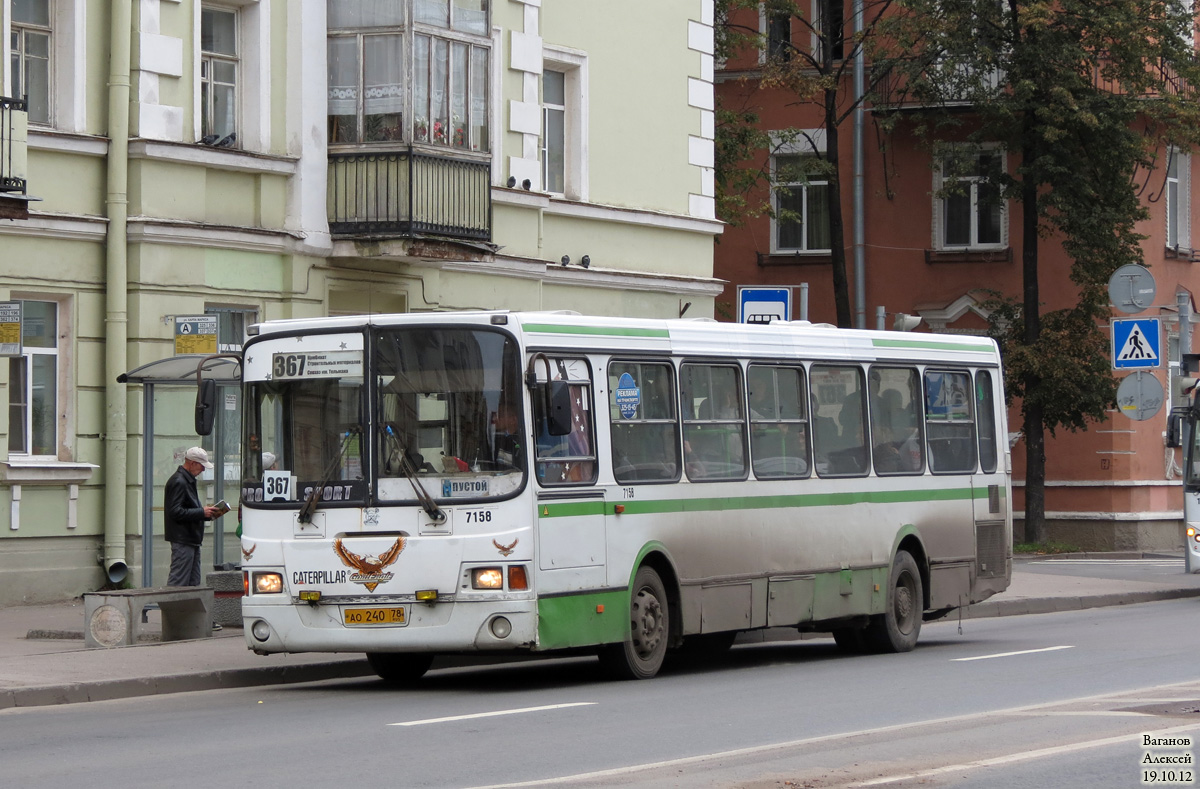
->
103, 0, 132, 584
852, 0, 866, 329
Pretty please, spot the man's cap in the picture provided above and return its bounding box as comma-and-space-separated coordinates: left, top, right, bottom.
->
184, 446, 214, 470
262, 452, 276, 469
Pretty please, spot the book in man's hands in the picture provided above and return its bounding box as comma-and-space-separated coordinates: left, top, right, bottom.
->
213, 500, 231, 516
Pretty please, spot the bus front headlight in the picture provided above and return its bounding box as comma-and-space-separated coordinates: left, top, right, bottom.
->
254, 572, 283, 594
472, 567, 504, 589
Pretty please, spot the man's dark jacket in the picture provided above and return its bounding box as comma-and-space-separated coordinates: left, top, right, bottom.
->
164, 465, 207, 545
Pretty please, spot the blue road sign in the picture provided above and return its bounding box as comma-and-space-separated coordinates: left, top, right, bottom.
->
1112, 318, 1161, 370
738, 287, 791, 324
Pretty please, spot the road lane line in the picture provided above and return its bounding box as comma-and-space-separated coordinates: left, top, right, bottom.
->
465, 682, 1200, 789
389, 702, 596, 727
851, 721, 1200, 786
952, 645, 1074, 661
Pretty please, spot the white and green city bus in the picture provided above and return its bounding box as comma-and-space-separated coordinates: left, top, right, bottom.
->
205, 311, 1012, 681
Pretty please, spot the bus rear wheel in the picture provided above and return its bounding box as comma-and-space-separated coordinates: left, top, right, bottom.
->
865, 550, 922, 653
599, 566, 669, 680
366, 652, 434, 683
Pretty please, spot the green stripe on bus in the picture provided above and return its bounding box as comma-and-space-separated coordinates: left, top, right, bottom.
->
522, 323, 670, 338
538, 487, 982, 518
871, 338, 994, 351
538, 589, 629, 649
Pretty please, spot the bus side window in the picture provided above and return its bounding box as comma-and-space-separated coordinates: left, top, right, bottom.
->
682, 364, 748, 481
533, 358, 597, 486
811, 364, 868, 477
748, 364, 810, 479
610, 361, 680, 483
924, 370, 977, 474
869, 367, 924, 475
976, 370, 998, 473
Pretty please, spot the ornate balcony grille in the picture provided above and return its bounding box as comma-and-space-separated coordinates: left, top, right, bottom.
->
0, 96, 28, 195
328, 147, 491, 242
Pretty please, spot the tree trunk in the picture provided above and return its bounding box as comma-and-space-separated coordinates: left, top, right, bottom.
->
825, 88, 852, 328
1020, 141, 1046, 545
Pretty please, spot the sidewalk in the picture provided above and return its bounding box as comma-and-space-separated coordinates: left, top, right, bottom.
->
3, 552, 1199, 710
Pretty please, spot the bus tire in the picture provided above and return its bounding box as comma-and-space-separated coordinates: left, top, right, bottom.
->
598, 565, 669, 680
865, 550, 922, 653
366, 652, 434, 683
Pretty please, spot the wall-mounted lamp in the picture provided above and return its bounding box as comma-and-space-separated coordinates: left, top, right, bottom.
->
580, 255, 590, 269
561, 255, 570, 266
506, 175, 516, 188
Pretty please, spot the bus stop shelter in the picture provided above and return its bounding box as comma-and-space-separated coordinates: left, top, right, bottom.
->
118, 355, 242, 587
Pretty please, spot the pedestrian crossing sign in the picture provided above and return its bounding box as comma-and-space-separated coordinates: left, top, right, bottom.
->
1112, 318, 1161, 370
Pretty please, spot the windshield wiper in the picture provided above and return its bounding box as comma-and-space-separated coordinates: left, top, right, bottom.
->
384, 425, 446, 524
298, 428, 359, 524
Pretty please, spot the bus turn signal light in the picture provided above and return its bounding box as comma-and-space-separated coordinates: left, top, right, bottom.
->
508, 565, 528, 590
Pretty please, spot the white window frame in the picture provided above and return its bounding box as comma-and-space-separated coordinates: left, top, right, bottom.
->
194, 0, 265, 150
812, 0, 844, 62
206, 305, 257, 353
770, 129, 831, 254
933, 144, 1008, 251
200, 4, 239, 145
758, 3, 791, 65
8, 296, 68, 459
542, 45, 588, 201
7, 0, 52, 126
2, 0, 87, 132
1167, 146, 1191, 251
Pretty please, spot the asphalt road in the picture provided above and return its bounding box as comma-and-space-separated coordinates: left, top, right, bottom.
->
3, 599, 1199, 789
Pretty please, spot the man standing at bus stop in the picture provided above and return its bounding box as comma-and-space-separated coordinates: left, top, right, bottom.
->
164, 447, 221, 588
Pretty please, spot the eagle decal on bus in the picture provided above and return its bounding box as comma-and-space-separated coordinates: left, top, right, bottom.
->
333, 537, 405, 592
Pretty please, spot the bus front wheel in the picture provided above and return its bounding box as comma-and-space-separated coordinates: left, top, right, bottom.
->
599, 566, 669, 680
865, 550, 923, 653
366, 652, 434, 683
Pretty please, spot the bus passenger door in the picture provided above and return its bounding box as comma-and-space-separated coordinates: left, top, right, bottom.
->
972, 369, 1009, 596
531, 357, 606, 592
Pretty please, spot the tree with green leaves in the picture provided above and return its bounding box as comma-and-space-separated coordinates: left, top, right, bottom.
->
879, 0, 1200, 541
714, 0, 900, 328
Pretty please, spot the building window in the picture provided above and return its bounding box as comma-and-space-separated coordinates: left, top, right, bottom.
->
764, 8, 790, 62
10, 0, 51, 126
937, 148, 1005, 249
1167, 147, 1190, 250
8, 300, 58, 456
813, 0, 845, 62
772, 153, 831, 253
200, 6, 237, 144
542, 69, 565, 194
327, 0, 490, 150
206, 306, 256, 353
542, 47, 588, 200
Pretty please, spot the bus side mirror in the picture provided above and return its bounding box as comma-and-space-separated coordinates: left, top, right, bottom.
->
196, 378, 217, 436
1168, 408, 1186, 448
545, 381, 573, 436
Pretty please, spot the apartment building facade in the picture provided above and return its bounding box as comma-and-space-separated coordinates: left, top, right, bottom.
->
0, 0, 722, 604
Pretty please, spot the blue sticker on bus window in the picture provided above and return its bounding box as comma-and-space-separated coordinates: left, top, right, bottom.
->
615, 372, 641, 419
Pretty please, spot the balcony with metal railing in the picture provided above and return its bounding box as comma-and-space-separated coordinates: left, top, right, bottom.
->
0, 96, 30, 220
327, 146, 491, 242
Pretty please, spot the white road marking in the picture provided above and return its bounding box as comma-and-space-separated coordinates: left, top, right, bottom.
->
464, 682, 1200, 789
952, 645, 1074, 661
851, 721, 1200, 786
388, 702, 596, 727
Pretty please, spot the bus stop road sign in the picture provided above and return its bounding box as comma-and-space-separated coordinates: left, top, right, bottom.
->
1112, 318, 1160, 370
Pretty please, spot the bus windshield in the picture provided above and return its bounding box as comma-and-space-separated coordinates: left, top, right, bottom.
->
243, 365, 366, 506
373, 326, 524, 501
